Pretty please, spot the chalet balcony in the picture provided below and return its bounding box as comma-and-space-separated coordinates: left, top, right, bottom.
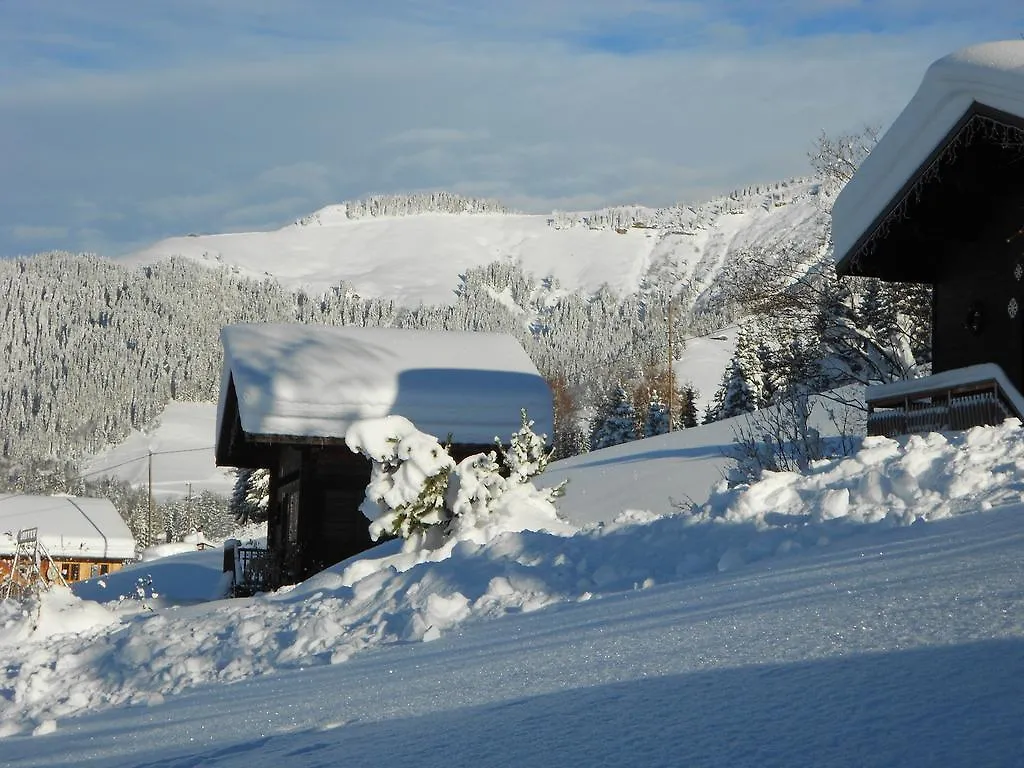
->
866, 364, 1024, 438
223, 540, 274, 597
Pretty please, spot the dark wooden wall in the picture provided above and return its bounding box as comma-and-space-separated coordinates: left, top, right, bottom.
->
932, 187, 1024, 392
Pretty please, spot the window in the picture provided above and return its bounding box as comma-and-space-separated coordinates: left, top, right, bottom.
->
286, 493, 300, 544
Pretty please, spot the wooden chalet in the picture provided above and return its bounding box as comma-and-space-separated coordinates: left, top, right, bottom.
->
0, 495, 136, 591
832, 41, 1024, 436
215, 323, 553, 589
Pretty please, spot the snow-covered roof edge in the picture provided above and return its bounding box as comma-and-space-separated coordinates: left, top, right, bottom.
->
217, 324, 554, 451
833, 41, 1024, 269
0, 495, 136, 560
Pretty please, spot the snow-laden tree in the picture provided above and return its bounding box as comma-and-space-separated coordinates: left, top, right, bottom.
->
590, 384, 638, 449
808, 125, 880, 198
231, 468, 270, 524
346, 416, 456, 542
677, 384, 699, 429
498, 409, 555, 482
718, 324, 767, 419
346, 412, 566, 549
164, 498, 200, 542
643, 390, 670, 438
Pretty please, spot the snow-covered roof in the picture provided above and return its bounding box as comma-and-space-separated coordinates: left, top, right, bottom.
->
833, 40, 1024, 268
218, 324, 553, 447
0, 495, 136, 561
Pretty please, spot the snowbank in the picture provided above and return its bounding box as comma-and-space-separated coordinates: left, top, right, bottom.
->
5, 421, 1024, 736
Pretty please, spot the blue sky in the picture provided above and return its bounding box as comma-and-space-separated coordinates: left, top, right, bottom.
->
0, 1, 1019, 256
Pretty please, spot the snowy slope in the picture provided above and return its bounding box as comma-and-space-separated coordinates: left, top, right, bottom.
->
5, 424, 1024, 763
7, 417, 1024, 764
83, 401, 234, 501
122, 182, 826, 308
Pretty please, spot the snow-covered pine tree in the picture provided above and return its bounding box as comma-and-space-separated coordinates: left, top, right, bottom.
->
346, 416, 456, 542
192, 490, 235, 539
643, 389, 670, 437
718, 324, 766, 419
348, 412, 565, 547
231, 468, 270, 524
499, 409, 555, 482
590, 384, 639, 449
163, 495, 204, 542
677, 384, 699, 429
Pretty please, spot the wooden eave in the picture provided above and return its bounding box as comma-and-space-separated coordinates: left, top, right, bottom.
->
836, 103, 1024, 281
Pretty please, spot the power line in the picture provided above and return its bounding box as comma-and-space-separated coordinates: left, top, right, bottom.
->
80, 445, 215, 480
0, 446, 219, 503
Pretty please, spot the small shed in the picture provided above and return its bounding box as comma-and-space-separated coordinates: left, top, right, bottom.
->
833, 41, 1024, 433
0, 494, 136, 583
215, 324, 553, 586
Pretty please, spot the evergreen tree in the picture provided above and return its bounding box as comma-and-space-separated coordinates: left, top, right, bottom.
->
719, 325, 766, 419
643, 390, 670, 438
590, 384, 638, 449
231, 468, 270, 524
499, 409, 554, 482
677, 384, 699, 429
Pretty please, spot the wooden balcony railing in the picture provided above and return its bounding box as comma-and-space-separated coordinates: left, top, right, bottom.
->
223, 540, 274, 597
866, 363, 1024, 438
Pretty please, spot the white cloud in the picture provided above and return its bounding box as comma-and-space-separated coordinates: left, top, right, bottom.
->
0, 1, 1019, 255
10, 225, 69, 241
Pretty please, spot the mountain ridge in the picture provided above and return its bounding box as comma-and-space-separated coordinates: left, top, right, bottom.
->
120, 177, 826, 309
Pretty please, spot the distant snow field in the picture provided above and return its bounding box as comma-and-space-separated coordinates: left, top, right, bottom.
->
83, 401, 234, 501
123, 183, 824, 307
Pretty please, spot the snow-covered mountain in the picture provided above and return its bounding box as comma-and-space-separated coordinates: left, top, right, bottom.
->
1, 181, 826, 471
124, 181, 827, 309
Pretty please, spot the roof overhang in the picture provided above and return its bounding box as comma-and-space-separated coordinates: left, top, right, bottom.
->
833, 41, 1024, 279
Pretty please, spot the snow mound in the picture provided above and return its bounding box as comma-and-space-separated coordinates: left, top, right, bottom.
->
703, 420, 1024, 528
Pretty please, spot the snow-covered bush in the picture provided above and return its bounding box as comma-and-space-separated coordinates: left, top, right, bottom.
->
345, 416, 456, 543
346, 411, 566, 548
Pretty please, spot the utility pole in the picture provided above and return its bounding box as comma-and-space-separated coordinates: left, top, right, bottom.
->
147, 450, 154, 547
667, 299, 674, 432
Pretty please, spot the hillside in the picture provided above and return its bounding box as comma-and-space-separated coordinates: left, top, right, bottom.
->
125, 182, 826, 309
1, 182, 829, 478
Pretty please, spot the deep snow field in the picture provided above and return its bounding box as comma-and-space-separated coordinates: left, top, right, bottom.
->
3, 415, 1024, 766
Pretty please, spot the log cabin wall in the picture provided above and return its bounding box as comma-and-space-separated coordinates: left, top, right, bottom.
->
0, 557, 128, 584
301, 447, 373, 579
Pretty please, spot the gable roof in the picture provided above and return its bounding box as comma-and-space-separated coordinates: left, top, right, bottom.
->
216, 324, 553, 458
0, 495, 136, 560
833, 40, 1024, 272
